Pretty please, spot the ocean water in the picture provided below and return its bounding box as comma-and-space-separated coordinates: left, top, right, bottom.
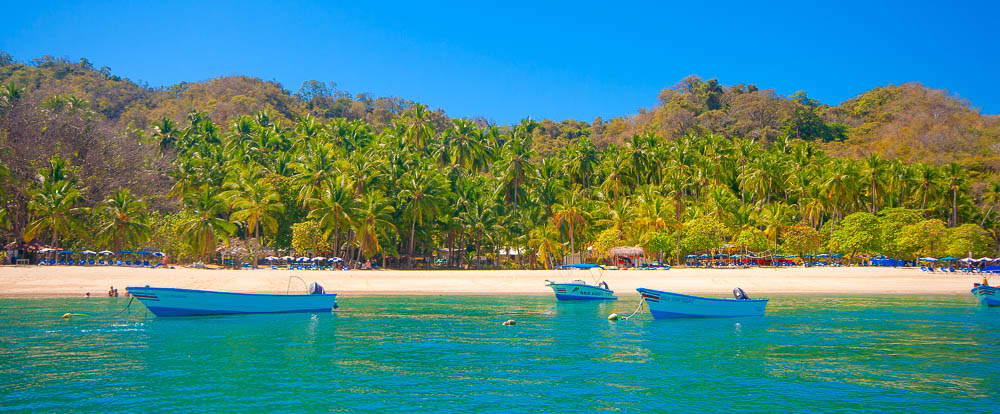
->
1, 294, 997, 413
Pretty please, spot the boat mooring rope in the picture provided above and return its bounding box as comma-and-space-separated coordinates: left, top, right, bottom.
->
113, 296, 135, 316
610, 297, 646, 321
622, 297, 646, 320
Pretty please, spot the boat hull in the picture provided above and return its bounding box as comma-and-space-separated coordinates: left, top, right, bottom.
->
548, 283, 617, 301
637, 288, 767, 318
972, 285, 1000, 306
126, 286, 339, 316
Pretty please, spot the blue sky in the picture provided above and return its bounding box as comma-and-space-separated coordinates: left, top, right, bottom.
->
1, 1, 997, 124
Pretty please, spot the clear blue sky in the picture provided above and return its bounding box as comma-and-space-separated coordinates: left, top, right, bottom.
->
1, 1, 997, 124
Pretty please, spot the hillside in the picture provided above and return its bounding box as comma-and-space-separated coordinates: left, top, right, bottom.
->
2, 54, 997, 168
2, 52, 998, 265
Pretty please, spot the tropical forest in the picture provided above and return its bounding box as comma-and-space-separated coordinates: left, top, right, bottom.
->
1, 52, 999, 268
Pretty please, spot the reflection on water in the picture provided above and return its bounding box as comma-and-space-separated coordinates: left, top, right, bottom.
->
1, 295, 998, 412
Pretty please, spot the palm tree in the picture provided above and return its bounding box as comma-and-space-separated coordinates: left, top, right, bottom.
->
95, 189, 151, 251
352, 191, 397, 263
152, 117, 181, 154
460, 195, 498, 269
496, 133, 535, 212
403, 104, 435, 149
399, 165, 447, 267
307, 177, 357, 258
291, 142, 338, 206
441, 119, 488, 172
24, 180, 85, 248
943, 162, 965, 227
551, 187, 592, 254
758, 202, 794, 253
180, 187, 236, 261
0, 82, 24, 107
863, 154, 887, 213
913, 163, 940, 212
664, 167, 693, 265
222, 167, 285, 268
526, 224, 562, 269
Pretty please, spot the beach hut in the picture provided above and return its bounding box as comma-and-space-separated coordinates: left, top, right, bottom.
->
608, 246, 644, 269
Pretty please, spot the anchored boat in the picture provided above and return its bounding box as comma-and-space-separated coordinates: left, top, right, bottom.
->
546, 264, 617, 301
636, 287, 767, 318
127, 281, 338, 316
972, 279, 1000, 306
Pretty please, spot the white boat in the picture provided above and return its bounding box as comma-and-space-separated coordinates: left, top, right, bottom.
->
546, 264, 617, 301
637, 287, 767, 318
127, 282, 338, 316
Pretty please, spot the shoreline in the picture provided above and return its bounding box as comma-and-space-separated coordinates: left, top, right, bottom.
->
0, 265, 981, 298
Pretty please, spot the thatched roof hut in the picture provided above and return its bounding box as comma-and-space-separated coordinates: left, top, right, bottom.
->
608, 246, 644, 256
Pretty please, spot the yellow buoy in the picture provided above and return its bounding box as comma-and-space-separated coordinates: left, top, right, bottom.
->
608, 313, 620, 321
502, 319, 516, 326
61, 313, 73, 319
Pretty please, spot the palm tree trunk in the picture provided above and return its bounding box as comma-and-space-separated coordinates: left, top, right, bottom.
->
952, 188, 958, 226
408, 219, 416, 269
253, 223, 259, 269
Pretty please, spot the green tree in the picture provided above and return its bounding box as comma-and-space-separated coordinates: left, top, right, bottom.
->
732, 227, 768, 252
781, 223, 821, 258
352, 191, 396, 262
399, 165, 447, 267
526, 223, 561, 269
944, 224, 991, 258
223, 167, 285, 267
829, 212, 881, 259
551, 188, 592, 254
291, 221, 330, 255
24, 180, 85, 248
896, 219, 948, 259
95, 189, 151, 251
179, 187, 236, 260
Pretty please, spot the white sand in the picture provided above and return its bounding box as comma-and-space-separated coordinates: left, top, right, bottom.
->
0, 265, 980, 297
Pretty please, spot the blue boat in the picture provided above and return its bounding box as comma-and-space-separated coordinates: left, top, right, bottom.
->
546, 264, 617, 301
636, 287, 767, 318
971, 282, 1000, 306
127, 283, 338, 316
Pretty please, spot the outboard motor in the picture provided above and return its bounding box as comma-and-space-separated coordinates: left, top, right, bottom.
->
308, 282, 325, 295
733, 287, 750, 300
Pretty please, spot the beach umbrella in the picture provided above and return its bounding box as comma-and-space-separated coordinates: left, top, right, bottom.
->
38, 248, 57, 253
58, 250, 75, 255
264, 256, 278, 261
939, 256, 959, 261
280, 256, 294, 260
116, 250, 132, 254
919, 257, 938, 261
152, 252, 165, 257
97, 250, 113, 255
297, 257, 310, 262
135, 251, 151, 255
312, 257, 326, 261
698, 254, 710, 258
685, 255, 696, 258
80, 250, 96, 255
960, 258, 975, 263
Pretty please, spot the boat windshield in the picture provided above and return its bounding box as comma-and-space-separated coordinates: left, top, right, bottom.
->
556, 264, 606, 286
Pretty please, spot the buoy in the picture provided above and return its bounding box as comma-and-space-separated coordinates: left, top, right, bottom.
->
608, 313, 620, 321
62, 313, 73, 319
502, 319, 516, 326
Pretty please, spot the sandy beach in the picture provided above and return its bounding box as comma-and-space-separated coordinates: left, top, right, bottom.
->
0, 265, 980, 298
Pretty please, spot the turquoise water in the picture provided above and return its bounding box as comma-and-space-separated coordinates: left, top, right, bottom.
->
1, 295, 997, 412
